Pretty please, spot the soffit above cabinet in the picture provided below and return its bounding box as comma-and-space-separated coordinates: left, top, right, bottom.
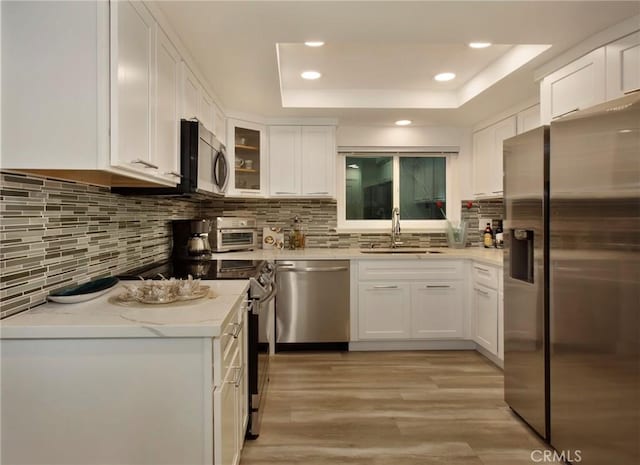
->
156, 1, 638, 126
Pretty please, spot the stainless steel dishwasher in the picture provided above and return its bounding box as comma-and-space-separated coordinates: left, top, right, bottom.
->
275, 260, 350, 349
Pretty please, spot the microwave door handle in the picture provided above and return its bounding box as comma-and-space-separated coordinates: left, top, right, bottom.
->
213, 151, 220, 187
219, 150, 228, 190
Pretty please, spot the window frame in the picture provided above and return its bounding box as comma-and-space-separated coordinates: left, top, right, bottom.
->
337, 148, 458, 232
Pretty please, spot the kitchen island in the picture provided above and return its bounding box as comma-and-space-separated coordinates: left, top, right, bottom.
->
1, 280, 250, 465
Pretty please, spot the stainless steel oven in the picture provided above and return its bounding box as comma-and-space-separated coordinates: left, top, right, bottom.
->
212, 217, 258, 252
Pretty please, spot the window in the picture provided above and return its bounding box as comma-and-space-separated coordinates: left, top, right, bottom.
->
339, 151, 455, 231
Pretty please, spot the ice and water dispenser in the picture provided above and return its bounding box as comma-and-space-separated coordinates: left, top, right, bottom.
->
510, 229, 534, 283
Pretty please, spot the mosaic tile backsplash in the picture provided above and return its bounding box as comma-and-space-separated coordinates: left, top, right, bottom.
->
0, 173, 199, 318
1, 171, 503, 318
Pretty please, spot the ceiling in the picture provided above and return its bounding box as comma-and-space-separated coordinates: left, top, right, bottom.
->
157, 1, 640, 127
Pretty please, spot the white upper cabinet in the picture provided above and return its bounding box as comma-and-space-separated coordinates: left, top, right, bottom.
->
268, 125, 335, 198
472, 115, 515, 198
180, 62, 216, 132
155, 27, 181, 182
2, 1, 184, 187
228, 119, 268, 197
269, 126, 302, 196
110, 0, 156, 173
181, 63, 201, 122
213, 102, 227, 145
516, 104, 541, 134
301, 126, 336, 197
606, 31, 640, 100
540, 48, 606, 124
472, 126, 493, 198
199, 90, 215, 132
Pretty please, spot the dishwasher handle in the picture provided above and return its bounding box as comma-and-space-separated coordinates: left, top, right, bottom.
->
278, 266, 348, 273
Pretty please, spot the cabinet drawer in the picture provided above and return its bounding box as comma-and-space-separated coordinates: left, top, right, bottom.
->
358, 260, 464, 281
472, 263, 499, 290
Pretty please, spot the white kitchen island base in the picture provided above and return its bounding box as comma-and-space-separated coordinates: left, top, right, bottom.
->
2, 337, 214, 465
0, 280, 250, 465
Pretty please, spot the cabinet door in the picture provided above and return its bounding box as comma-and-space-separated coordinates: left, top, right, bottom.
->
473, 285, 498, 355
301, 126, 335, 197
472, 126, 493, 197
269, 126, 302, 196
540, 48, 606, 123
111, 0, 155, 171
155, 27, 180, 183
228, 119, 267, 196
410, 282, 464, 339
490, 116, 516, 196
213, 102, 226, 145
200, 90, 214, 132
516, 104, 541, 134
181, 62, 200, 121
606, 31, 640, 100
358, 283, 411, 339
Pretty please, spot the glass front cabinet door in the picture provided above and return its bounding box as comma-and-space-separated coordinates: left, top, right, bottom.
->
227, 119, 267, 196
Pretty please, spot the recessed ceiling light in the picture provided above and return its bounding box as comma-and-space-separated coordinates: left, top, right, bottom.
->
301, 70, 322, 80
305, 41, 325, 47
434, 72, 456, 82
469, 42, 492, 49
395, 120, 412, 126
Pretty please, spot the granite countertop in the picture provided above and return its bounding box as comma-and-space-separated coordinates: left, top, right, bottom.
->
0, 280, 250, 339
211, 247, 504, 267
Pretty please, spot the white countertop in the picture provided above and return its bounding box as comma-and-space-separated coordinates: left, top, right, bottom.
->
0, 280, 250, 339
210, 247, 504, 267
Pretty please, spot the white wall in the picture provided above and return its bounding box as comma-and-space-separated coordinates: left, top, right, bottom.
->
336, 125, 474, 217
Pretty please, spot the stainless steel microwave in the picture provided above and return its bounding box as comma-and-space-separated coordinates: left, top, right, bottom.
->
112, 120, 228, 196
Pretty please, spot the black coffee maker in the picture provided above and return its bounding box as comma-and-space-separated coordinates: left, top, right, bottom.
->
172, 219, 212, 258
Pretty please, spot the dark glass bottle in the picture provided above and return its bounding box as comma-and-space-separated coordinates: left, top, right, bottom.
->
483, 223, 494, 248
495, 221, 504, 249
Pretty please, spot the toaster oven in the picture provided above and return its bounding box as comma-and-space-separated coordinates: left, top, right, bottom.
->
212, 217, 258, 252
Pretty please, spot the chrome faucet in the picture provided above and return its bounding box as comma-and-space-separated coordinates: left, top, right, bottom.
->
391, 208, 403, 247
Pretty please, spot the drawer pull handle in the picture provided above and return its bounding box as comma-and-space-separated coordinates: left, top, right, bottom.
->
132, 159, 159, 169
426, 285, 451, 289
474, 266, 490, 273
274, 191, 296, 195
164, 171, 183, 178
373, 285, 398, 289
307, 191, 329, 195
475, 288, 490, 296
552, 108, 579, 119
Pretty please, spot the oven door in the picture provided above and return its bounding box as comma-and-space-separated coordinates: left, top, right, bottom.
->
215, 229, 257, 252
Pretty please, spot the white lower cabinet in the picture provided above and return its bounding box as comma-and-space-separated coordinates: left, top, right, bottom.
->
472, 284, 499, 355
410, 282, 464, 339
358, 283, 411, 339
356, 260, 467, 341
215, 348, 241, 465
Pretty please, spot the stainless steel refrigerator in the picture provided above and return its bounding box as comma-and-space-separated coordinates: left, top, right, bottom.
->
504, 93, 640, 464
503, 125, 550, 440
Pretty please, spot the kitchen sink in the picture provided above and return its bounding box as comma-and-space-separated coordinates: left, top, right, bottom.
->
360, 248, 444, 254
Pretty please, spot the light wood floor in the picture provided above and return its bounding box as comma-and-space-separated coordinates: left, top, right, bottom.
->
240, 351, 560, 465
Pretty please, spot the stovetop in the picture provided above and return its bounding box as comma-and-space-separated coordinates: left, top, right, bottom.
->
118, 259, 266, 281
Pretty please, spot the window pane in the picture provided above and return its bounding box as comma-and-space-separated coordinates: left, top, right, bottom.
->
399, 157, 446, 219
346, 156, 393, 220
